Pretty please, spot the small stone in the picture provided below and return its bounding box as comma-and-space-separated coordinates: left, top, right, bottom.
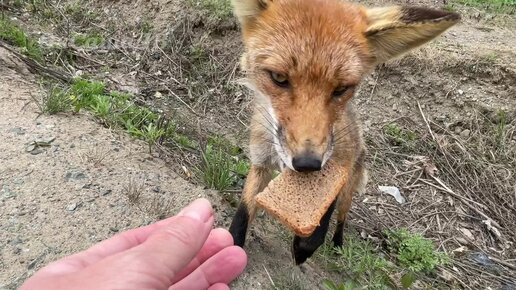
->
36, 136, 56, 144
10, 127, 26, 135
109, 227, 119, 232
25, 144, 36, 152
102, 189, 112, 196
65, 171, 87, 181
67, 203, 78, 211
1, 186, 16, 199
10, 237, 23, 246
30, 148, 44, 155
459, 228, 475, 240
457, 89, 464, 95
460, 129, 471, 138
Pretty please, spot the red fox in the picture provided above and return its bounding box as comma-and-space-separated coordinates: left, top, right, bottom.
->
228, 0, 460, 264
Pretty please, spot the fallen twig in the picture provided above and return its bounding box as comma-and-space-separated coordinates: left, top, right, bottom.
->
0, 41, 72, 83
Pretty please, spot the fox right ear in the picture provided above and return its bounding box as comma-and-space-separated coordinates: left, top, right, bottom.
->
232, 0, 271, 27
363, 6, 460, 64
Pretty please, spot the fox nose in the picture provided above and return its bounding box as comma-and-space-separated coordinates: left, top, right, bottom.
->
292, 155, 322, 172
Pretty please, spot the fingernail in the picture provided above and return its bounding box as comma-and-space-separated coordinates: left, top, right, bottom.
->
177, 198, 212, 223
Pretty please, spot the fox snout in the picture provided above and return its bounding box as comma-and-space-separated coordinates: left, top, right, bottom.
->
292, 152, 322, 172
276, 125, 334, 172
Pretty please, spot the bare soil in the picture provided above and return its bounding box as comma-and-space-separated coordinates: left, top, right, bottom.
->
1, 0, 515, 289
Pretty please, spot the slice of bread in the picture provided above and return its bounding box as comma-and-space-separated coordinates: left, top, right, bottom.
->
255, 160, 348, 237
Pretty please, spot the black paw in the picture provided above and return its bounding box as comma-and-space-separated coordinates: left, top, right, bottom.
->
332, 221, 345, 248
230, 227, 246, 247
292, 236, 317, 265
228, 204, 250, 247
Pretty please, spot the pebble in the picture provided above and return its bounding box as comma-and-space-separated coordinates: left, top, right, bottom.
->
10, 127, 26, 135
10, 237, 23, 246
1, 186, 16, 199
30, 148, 44, 155
67, 203, 78, 211
460, 129, 471, 138
65, 171, 87, 181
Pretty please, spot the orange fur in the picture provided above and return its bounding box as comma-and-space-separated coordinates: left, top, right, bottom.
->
229, 0, 460, 254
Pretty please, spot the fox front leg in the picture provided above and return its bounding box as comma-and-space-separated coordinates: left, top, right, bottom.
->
229, 166, 272, 247
292, 200, 337, 265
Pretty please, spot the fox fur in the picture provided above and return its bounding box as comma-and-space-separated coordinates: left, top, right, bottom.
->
228, 0, 460, 265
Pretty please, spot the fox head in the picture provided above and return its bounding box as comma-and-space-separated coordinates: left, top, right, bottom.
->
233, 0, 460, 172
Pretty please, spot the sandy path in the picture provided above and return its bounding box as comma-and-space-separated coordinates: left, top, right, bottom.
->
0, 47, 221, 289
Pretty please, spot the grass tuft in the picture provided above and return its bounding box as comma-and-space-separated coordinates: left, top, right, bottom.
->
42, 85, 73, 114
37, 78, 176, 153
189, 0, 233, 21
196, 144, 235, 191
385, 228, 449, 273
454, 0, 515, 14
317, 236, 393, 290
195, 136, 250, 191
0, 16, 42, 61
73, 32, 104, 47
383, 122, 418, 149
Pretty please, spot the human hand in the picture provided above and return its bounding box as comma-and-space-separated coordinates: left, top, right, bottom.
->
20, 198, 247, 290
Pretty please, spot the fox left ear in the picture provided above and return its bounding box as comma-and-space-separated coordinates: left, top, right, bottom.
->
232, 0, 272, 29
363, 6, 460, 64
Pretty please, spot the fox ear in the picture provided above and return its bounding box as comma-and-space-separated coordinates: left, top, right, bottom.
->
232, 0, 271, 27
364, 6, 460, 64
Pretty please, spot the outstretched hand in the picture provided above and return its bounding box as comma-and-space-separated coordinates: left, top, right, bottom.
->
20, 198, 247, 290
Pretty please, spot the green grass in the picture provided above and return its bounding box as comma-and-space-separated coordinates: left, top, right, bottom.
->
39, 78, 174, 153
189, 0, 233, 21
322, 280, 360, 290
72, 79, 171, 153
42, 85, 73, 114
63, 1, 99, 24
384, 123, 418, 148
454, 0, 515, 13
385, 228, 450, 273
0, 16, 42, 61
197, 144, 235, 191
494, 110, 508, 151
174, 134, 199, 149
73, 32, 104, 47
195, 135, 250, 191
317, 229, 451, 289
317, 237, 393, 290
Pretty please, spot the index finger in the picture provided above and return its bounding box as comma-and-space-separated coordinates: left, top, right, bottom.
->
38, 198, 213, 275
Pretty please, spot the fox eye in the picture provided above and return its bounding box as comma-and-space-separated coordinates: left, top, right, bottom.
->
332, 85, 351, 99
269, 71, 289, 87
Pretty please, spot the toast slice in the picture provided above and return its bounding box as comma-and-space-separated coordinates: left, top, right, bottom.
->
255, 160, 348, 237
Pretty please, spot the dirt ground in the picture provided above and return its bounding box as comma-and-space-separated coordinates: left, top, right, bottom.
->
0, 47, 213, 288
1, 0, 515, 289
0, 46, 327, 290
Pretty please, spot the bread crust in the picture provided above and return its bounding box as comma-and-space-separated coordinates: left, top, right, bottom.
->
255, 160, 348, 237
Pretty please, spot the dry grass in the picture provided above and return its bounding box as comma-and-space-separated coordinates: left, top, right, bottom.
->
122, 176, 145, 205
122, 175, 177, 219
354, 104, 516, 288
78, 145, 111, 167
387, 41, 515, 81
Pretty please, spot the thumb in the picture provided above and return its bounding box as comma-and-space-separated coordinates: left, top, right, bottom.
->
129, 198, 215, 280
